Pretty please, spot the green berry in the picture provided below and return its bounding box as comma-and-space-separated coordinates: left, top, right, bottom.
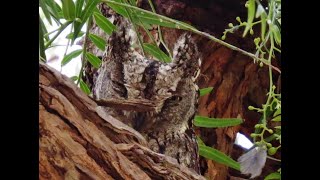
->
250, 133, 258, 138
268, 147, 277, 155
259, 62, 264, 67
250, 29, 254, 35
236, 17, 241, 22
254, 124, 261, 129
221, 35, 226, 40
254, 38, 260, 45
248, 106, 255, 110
266, 143, 272, 148
228, 23, 233, 28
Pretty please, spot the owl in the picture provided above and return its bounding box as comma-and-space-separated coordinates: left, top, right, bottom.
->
92, 15, 201, 173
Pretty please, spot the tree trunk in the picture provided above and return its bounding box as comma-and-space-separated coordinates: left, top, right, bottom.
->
39, 62, 205, 179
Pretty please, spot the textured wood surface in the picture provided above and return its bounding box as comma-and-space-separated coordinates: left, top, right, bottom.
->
39, 62, 205, 179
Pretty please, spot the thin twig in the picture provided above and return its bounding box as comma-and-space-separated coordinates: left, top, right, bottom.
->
45, 21, 72, 49
77, 17, 92, 85
147, 0, 172, 58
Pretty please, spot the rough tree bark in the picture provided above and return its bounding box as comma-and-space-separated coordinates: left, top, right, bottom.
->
39, 62, 205, 179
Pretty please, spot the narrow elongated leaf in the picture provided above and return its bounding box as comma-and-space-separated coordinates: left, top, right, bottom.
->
243, 0, 255, 37
72, 0, 100, 44
89, 34, 106, 51
194, 116, 243, 128
40, 17, 49, 41
272, 25, 281, 45
39, 16, 47, 61
44, 0, 61, 19
199, 144, 240, 170
143, 43, 171, 62
40, 0, 52, 24
106, 0, 129, 17
80, 79, 91, 95
61, 49, 83, 66
86, 52, 102, 68
61, 0, 76, 20
264, 172, 281, 180
261, 12, 267, 40
75, 0, 84, 17
70, 76, 78, 81
105, 0, 195, 30
256, 4, 265, 18
272, 115, 281, 122
135, 11, 193, 30
273, 108, 281, 117
66, 31, 85, 39
200, 87, 214, 96
196, 136, 205, 146
129, 0, 136, 5
93, 12, 116, 35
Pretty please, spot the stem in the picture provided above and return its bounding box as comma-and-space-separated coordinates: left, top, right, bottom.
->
45, 21, 72, 49
39, 16, 47, 62
147, 0, 172, 58
77, 17, 92, 85
63, 24, 74, 57
122, 0, 145, 56
139, 22, 157, 45
267, 156, 281, 162
102, 0, 281, 73
44, 28, 59, 37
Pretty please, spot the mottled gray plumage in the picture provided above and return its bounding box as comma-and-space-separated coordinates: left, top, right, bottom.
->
92, 15, 201, 173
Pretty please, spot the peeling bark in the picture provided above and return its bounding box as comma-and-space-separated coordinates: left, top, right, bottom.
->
39, 62, 205, 180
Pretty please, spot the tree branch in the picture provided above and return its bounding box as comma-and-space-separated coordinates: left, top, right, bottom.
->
39, 62, 205, 179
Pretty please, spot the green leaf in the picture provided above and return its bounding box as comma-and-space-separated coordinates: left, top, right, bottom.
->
44, 0, 62, 21
194, 116, 243, 128
128, 0, 136, 6
140, 22, 153, 30
200, 87, 214, 96
243, 0, 255, 37
72, 0, 100, 44
106, 0, 195, 30
86, 52, 102, 68
272, 25, 281, 46
61, 0, 76, 21
40, 17, 49, 41
273, 108, 281, 117
40, 0, 52, 25
106, 0, 129, 17
93, 12, 117, 35
272, 115, 281, 122
198, 144, 240, 170
66, 31, 85, 39
261, 12, 267, 41
61, 49, 83, 66
264, 172, 281, 180
80, 79, 91, 95
196, 136, 205, 146
75, 0, 84, 17
70, 76, 78, 81
89, 34, 106, 51
256, 4, 265, 18
39, 16, 47, 62
143, 43, 171, 62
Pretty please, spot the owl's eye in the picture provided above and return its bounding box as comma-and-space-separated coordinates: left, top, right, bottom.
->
171, 96, 182, 101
